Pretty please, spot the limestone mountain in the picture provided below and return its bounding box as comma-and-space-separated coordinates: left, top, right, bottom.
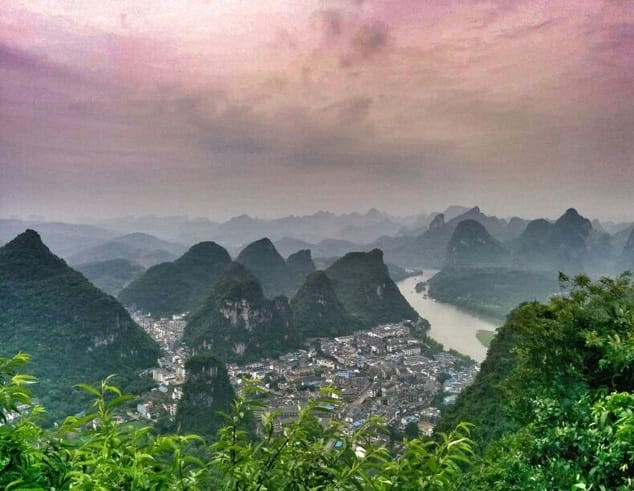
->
446, 206, 525, 241
274, 238, 361, 262
377, 207, 527, 268
0, 230, 160, 422
445, 219, 509, 267
118, 241, 232, 317
290, 271, 354, 339
324, 249, 419, 327
586, 229, 616, 276
513, 208, 593, 272
75, 258, 145, 296
376, 213, 452, 268
235, 238, 295, 297
175, 355, 235, 437
286, 249, 316, 291
183, 263, 297, 362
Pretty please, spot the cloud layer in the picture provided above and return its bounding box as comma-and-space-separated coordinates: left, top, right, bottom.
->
1, 0, 633, 220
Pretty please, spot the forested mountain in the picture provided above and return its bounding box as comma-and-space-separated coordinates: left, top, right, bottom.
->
235, 238, 295, 298
324, 249, 419, 327
375, 207, 527, 268
0, 230, 159, 422
512, 208, 593, 272
183, 263, 297, 362
175, 355, 235, 436
427, 209, 631, 318
74, 258, 145, 295
434, 273, 634, 489
290, 271, 355, 339
445, 219, 509, 267
118, 241, 231, 317
286, 249, 316, 291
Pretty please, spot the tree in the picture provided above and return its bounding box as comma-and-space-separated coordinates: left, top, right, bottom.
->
0, 353, 474, 490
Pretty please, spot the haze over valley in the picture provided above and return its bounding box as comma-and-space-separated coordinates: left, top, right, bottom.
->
2, 1, 633, 488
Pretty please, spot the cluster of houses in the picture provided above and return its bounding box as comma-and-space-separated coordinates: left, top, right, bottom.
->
131, 313, 478, 437
226, 323, 478, 437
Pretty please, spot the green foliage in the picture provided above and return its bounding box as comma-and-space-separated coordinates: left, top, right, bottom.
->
206, 381, 474, 490
0, 230, 160, 424
0, 355, 475, 490
440, 273, 634, 489
0, 353, 37, 424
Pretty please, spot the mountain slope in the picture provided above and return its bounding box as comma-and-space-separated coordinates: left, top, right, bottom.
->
0, 230, 160, 422
290, 271, 353, 338
235, 238, 294, 298
445, 219, 509, 267
325, 249, 418, 327
183, 263, 297, 362
513, 208, 593, 272
75, 258, 145, 295
618, 227, 634, 271
175, 355, 235, 437
0, 219, 117, 258
118, 241, 232, 317
286, 249, 315, 291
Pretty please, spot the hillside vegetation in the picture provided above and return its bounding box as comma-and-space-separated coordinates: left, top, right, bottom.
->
437, 273, 634, 489
0, 230, 159, 423
119, 241, 231, 317
2, 274, 633, 489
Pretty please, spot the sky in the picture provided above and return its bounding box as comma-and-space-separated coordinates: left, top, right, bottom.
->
1, 0, 633, 222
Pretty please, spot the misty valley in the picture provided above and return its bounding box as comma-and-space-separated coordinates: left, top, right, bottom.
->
2, 205, 634, 489
4, 1, 632, 486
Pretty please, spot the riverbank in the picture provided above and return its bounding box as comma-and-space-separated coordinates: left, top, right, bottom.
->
397, 273, 499, 363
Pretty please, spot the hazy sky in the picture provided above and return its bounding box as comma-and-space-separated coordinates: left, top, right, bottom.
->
2, 0, 633, 221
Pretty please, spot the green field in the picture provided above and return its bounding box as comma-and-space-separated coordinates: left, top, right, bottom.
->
476, 329, 496, 348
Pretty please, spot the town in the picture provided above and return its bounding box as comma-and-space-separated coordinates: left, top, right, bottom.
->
132, 312, 479, 437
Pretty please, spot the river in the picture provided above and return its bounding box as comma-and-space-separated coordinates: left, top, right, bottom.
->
397, 270, 499, 363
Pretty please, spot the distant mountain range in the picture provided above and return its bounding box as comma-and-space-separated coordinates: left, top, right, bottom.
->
426, 208, 634, 320
96, 209, 427, 246
74, 258, 145, 296
4, 207, 633, 273
68, 232, 186, 267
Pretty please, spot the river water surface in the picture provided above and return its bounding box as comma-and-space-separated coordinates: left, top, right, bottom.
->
397, 270, 499, 363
